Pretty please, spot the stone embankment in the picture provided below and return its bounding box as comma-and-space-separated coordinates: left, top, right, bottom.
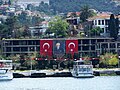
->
13, 69, 120, 78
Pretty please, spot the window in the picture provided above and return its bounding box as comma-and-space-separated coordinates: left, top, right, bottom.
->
21, 41, 27, 45
29, 47, 35, 51
91, 46, 95, 50
13, 47, 20, 51
101, 28, 104, 33
98, 20, 101, 25
95, 20, 97, 25
110, 43, 116, 48
102, 20, 104, 25
91, 40, 96, 44
13, 41, 19, 45
82, 46, 89, 51
21, 47, 28, 51
105, 19, 109, 25
82, 39, 89, 44
117, 43, 120, 48
105, 27, 109, 33
6, 47, 11, 52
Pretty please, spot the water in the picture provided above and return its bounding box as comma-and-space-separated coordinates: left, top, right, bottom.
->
0, 76, 120, 90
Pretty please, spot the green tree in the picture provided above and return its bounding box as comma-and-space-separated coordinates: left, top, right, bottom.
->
0, 24, 8, 38
82, 56, 92, 64
100, 53, 118, 67
24, 53, 38, 69
0, 16, 19, 38
108, 14, 118, 40
90, 26, 102, 37
0, 0, 3, 5
8, 0, 11, 5
27, 4, 36, 11
7, 54, 20, 63
32, 16, 44, 26
48, 16, 69, 38
80, 5, 96, 22
17, 11, 31, 26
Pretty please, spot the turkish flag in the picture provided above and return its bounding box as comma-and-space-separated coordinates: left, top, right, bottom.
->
66, 39, 78, 55
40, 39, 53, 57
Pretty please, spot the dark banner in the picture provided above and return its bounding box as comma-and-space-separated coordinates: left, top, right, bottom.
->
66, 39, 78, 55
53, 40, 65, 57
40, 39, 53, 57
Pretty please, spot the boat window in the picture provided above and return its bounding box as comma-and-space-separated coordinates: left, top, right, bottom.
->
0, 62, 12, 68
0, 62, 4, 68
0, 70, 7, 74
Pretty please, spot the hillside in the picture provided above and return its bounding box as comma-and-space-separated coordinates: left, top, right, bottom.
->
49, 0, 120, 14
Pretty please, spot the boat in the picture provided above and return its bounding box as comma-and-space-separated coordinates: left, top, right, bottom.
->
0, 60, 13, 80
71, 58, 94, 78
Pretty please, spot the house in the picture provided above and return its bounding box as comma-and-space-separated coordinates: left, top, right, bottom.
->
29, 21, 49, 37
88, 12, 120, 37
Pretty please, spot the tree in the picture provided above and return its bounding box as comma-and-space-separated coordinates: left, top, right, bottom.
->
90, 26, 102, 37
31, 16, 44, 26
7, 54, 20, 63
17, 11, 31, 26
100, 53, 118, 67
108, 14, 118, 40
80, 5, 96, 22
8, 0, 11, 5
27, 4, 35, 11
22, 25, 31, 37
82, 56, 92, 64
48, 16, 69, 38
115, 16, 119, 38
0, 24, 8, 38
23, 53, 38, 69
0, 0, 3, 5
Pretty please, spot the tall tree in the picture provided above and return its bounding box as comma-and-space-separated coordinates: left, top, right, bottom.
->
48, 16, 69, 38
108, 14, 118, 40
116, 16, 119, 38
80, 5, 96, 22
8, 0, 11, 5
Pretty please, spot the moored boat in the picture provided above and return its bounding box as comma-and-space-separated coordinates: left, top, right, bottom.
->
0, 60, 13, 80
71, 58, 94, 78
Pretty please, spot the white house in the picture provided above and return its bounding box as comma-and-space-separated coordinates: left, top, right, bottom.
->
88, 12, 120, 37
29, 21, 49, 37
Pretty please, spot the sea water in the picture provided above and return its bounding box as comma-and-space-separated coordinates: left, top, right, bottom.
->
0, 76, 120, 90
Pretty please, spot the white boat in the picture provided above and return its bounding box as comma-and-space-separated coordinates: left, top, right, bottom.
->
0, 60, 13, 80
71, 59, 94, 78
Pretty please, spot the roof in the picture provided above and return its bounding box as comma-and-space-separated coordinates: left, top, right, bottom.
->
88, 13, 120, 21
0, 60, 12, 62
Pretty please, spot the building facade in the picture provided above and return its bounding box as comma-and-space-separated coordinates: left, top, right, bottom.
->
96, 41, 120, 55
1, 38, 113, 58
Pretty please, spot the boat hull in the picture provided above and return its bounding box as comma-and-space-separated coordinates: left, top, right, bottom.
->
72, 73, 94, 78
0, 73, 13, 80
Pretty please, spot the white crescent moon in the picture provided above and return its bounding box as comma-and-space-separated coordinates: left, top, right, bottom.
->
43, 43, 50, 49
68, 42, 75, 48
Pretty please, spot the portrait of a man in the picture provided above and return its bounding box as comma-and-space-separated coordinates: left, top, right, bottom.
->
53, 40, 65, 55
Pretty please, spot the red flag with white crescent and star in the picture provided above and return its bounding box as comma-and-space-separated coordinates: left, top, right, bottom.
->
66, 39, 78, 55
40, 39, 53, 57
